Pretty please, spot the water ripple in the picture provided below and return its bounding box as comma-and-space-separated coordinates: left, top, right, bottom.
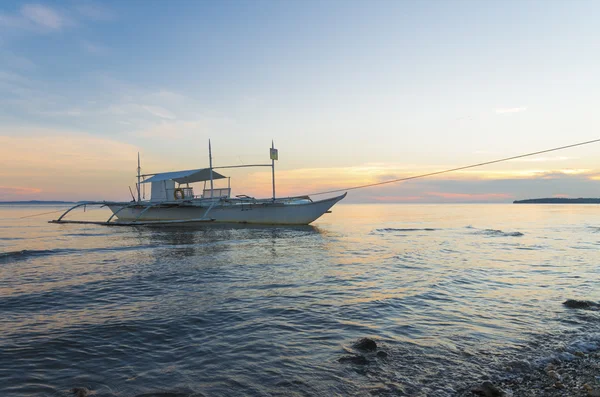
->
1, 204, 599, 396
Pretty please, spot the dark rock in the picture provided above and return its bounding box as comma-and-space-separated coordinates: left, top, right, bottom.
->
471, 381, 505, 397
353, 337, 377, 351
563, 299, 599, 310
376, 351, 388, 358
554, 382, 564, 389
584, 384, 600, 397
338, 354, 369, 365
71, 388, 91, 397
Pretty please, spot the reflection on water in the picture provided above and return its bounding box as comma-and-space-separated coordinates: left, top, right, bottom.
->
0, 204, 599, 396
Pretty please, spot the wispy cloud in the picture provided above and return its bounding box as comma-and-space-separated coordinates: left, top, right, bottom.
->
495, 106, 527, 114
0, 185, 42, 199
20, 4, 68, 30
517, 156, 573, 163
105, 103, 177, 121
0, 2, 112, 36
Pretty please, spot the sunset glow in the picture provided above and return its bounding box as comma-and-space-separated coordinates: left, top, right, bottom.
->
1, 1, 599, 202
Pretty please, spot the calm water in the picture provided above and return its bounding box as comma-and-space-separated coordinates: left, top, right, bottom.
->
1, 203, 599, 396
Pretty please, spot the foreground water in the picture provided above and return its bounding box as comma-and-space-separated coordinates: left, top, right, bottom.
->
1, 203, 599, 396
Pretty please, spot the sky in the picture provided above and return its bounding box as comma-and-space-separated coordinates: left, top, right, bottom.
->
1, 0, 599, 203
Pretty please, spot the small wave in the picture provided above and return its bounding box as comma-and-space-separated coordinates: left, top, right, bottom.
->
0, 248, 74, 262
65, 233, 112, 237
472, 228, 524, 237
375, 228, 438, 233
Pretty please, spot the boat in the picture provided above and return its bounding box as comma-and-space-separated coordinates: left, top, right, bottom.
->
51, 141, 346, 226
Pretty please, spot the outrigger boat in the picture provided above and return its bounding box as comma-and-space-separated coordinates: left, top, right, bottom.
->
51, 142, 346, 226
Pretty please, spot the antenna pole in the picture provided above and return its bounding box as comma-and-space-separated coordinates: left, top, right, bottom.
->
271, 140, 276, 201
137, 152, 141, 202
209, 140, 214, 199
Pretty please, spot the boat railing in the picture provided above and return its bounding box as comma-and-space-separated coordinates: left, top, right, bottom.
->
200, 188, 231, 199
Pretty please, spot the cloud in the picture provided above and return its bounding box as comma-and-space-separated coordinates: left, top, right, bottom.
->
0, 68, 72, 118
20, 4, 67, 30
0, 129, 140, 201
0, 2, 112, 36
38, 108, 83, 117
0, 185, 42, 200
495, 107, 527, 114
517, 156, 572, 163
140, 105, 176, 120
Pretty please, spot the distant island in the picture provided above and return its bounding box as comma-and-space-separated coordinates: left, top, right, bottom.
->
514, 198, 600, 204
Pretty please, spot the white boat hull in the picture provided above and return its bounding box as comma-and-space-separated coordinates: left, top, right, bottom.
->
106, 194, 345, 225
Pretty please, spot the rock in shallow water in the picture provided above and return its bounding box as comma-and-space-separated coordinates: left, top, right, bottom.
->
338, 354, 369, 365
471, 381, 505, 397
353, 337, 377, 351
584, 384, 600, 397
377, 351, 388, 358
563, 299, 600, 310
71, 388, 91, 397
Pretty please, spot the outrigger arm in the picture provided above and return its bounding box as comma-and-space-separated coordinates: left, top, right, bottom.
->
50, 201, 217, 226
55, 202, 106, 222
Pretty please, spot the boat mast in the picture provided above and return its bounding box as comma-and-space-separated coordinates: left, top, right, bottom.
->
137, 152, 141, 203
209, 139, 214, 199
271, 140, 276, 201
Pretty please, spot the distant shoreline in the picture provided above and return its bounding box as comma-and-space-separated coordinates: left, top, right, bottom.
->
0, 201, 76, 205
514, 198, 600, 204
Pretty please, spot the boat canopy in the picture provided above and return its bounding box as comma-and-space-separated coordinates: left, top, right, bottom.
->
142, 168, 227, 184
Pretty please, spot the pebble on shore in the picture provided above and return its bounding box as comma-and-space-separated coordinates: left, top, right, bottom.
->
458, 342, 600, 396
457, 299, 600, 397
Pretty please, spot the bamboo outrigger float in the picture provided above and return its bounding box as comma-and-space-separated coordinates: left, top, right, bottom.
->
51, 141, 346, 226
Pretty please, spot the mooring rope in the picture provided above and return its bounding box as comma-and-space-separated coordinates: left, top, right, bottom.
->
309, 138, 600, 196
17, 205, 106, 220
17, 209, 70, 219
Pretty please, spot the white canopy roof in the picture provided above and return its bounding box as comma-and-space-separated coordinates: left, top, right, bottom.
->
142, 168, 227, 184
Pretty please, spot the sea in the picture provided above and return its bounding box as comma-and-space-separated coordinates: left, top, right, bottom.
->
1, 203, 599, 397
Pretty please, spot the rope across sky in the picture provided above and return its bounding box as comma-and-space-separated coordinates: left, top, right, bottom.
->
309, 138, 600, 196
